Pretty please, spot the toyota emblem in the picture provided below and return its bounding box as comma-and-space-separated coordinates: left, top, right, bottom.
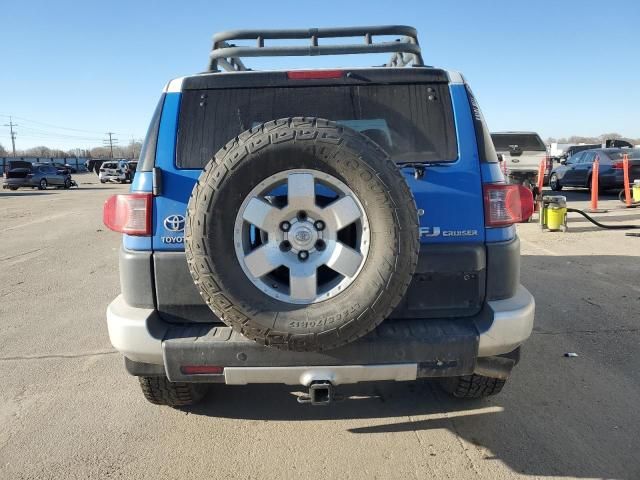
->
164, 214, 185, 232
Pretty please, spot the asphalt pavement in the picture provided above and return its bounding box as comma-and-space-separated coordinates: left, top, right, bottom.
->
1, 177, 639, 479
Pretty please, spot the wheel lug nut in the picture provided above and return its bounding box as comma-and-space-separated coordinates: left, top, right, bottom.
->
315, 239, 326, 251
297, 211, 307, 221
280, 241, 291, 252
314, 220, 325, 231
280, 221, 291, 232
298, 250, 309, 261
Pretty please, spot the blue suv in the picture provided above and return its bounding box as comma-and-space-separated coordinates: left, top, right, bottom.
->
104, 26, 535, 406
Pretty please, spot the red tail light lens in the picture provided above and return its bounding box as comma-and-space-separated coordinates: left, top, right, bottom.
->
287, 70, 344, 80
103, 193, 152, 235
484, 184, 534, 226
612, 161, 624, 170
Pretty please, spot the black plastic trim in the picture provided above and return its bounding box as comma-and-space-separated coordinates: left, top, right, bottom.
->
485, 237, 520, 300
182, 68, 449, 91
163, 318, 479, 382
153, 251, 220, 324
119, 247, 154, 309
390, 244, 486, 319
121, 239, 519, 324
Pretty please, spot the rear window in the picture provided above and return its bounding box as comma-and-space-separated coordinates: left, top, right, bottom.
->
176, 84, 458, 168
491, 133, 546, 152
103, 163, 116, 169
607, 150, 640, 160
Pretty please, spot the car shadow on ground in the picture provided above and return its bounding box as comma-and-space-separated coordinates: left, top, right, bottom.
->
0, 191, 58, 197
183, 378, 635, 478
181, 254, 640, 479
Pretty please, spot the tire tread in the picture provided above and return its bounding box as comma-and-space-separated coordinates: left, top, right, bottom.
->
138, 376, 206, 407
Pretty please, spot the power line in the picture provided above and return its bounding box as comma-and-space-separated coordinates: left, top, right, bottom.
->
17, 126, 104, 141
0, 113, 122, 136
2, 116, 18, 157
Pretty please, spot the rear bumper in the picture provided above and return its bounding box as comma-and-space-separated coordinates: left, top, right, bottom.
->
99, 173, 127, 181
106, 286, 534, 384
3, 179, 33, 188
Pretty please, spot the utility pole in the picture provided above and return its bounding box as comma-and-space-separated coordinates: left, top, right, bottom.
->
130, 135, 136, 160
3, 116, 18, 157
104, 132, 118, 159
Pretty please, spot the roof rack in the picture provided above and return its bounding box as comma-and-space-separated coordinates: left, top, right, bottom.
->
208, 25, 423, 72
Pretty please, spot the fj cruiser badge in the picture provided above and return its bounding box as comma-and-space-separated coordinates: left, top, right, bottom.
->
420, 226, 479, 238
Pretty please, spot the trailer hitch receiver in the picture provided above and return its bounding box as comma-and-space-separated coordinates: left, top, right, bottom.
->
297, 381, 338, 406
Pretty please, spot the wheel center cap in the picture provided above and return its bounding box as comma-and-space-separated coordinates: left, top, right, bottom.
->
289, 223, 317, 249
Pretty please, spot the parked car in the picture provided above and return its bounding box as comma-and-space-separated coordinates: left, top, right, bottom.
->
491, 131, 550, 189
99, 160, 131, 183
549, 148, 640, 191
558, 140, 634, 161
126, 160, 138, 182
561, 144, 601, 160
103, 25, 535, 407
3, 162, 73, 190
53, 163, 78, 174
86, 159, 105, 175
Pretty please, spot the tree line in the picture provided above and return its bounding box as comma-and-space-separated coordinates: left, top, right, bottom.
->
1, 134, 638, 159
546, 133, 640, 145
0, 140, 143, 159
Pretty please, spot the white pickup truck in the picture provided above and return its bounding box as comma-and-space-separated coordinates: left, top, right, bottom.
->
491, 132, 549, 190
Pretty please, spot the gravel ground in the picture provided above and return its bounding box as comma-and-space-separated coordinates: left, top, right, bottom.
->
1, 178, 639, 480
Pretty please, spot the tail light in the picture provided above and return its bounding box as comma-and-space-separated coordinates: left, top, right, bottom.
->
287, 70, 344, 80
544, 156, 553, 174
612, 161, 624, 170
103, 193, 152, 235
484, 184, 534, 226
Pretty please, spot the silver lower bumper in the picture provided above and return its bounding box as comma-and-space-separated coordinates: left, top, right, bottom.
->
107, 285, 535, 385
224, 364, 418, 386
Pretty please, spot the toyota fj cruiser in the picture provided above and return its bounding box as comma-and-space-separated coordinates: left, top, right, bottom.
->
104, 26, 535, 407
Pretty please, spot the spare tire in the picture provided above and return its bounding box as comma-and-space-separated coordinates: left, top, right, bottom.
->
185, 117, 418, 352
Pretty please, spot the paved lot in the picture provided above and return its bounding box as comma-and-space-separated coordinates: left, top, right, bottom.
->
1, 177, 639, 479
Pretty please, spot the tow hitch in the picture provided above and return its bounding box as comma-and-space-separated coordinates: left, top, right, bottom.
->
297, 381, 343, 405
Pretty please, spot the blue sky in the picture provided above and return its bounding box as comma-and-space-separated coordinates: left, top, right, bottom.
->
1, 0, 639, 150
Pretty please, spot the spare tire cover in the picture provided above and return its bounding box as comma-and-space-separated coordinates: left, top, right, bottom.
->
185, 117, 418, 351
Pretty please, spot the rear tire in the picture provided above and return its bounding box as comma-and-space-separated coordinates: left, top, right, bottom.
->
439, 374, 506, 398
63, 178, 71, 189
38, 179, 47, 190
138, 376, 207, 407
